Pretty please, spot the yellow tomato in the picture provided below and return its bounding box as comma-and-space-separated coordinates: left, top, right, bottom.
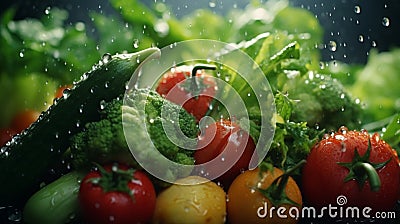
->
152, 176, 226, 224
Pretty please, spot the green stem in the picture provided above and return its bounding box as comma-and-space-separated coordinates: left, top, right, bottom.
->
353, 162, 381, 192
190, 64, 217, 94
274, 160, 306, 197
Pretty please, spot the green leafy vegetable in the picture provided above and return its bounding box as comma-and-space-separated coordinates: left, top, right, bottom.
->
351, 49, 400, 123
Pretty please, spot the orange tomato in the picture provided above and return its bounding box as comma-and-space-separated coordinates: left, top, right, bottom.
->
227, 167, 302, 224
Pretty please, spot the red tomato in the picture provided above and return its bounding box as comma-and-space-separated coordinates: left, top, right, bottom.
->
156, 65, 216, 121
79, 164, 156, 224
0, 128, 17, 146
10, 110, 40, 133
302, 127, 400, 211
54, 84, 73, 99
194, 119, 256, 188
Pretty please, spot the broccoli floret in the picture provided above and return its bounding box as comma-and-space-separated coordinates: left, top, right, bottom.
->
70, 89, 198, 170
284, 72, 362, 131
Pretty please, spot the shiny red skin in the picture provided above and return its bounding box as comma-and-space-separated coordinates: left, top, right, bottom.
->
194, 119, 256, 188
79, 165, 156, 224
156, 67, 216, 121
302, 127, 400, 211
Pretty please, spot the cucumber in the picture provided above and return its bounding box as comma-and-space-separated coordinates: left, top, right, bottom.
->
0, 47, 160, 205
23, 171, 85, 224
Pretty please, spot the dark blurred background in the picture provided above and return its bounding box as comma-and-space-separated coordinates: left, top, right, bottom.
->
1, 0, 399, 64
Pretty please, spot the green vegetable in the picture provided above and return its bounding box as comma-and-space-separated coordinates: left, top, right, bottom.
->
70, 89, 198, 169
69, 98, 135, 169
382, 113, 400, 154
0, 47, 160, 205
23, 171, 85, 224
351, 49, 400, 123
283, 72, 363, 130
0, 8, 100, 126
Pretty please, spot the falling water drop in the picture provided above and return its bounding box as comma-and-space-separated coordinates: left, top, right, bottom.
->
44, 6, 51, 15
328, 41, 337, 52
209, 1, 216, 8
358, 35, 364, 43
382, 17, 390, 27
354, 5, 361, 14
133, 39, 139, 49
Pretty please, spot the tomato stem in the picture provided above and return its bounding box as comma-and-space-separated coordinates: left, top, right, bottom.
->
190, 64, 216, 95
257, 160, 306, 207
353, 162, 381, 192
275, 160, 306, 197
338, 138, 391, 192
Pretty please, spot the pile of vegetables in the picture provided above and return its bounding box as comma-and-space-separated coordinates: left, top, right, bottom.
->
0, 0, 399, 223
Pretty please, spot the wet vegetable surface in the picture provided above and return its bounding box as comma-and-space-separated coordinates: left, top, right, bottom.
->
0, 0, 399, 223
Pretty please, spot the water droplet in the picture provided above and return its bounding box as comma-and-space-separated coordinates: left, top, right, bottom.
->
19, 51, 24, 58
63, 89, 71, 99
339, 126, 348, 134
100, 100, 106, 110
154, 20, 169, 37
104, 81, 110, 88
371, 40, 377, 47
101, 53, 112, 64
358, 35, 364, 43
209, 1, 216, 8
354, 5, 361, 14
382, 17, 390, 27
8, 209, 22, 222
328, 41, 337, 52
44, 6, 51, 15
133, 39, 139, 48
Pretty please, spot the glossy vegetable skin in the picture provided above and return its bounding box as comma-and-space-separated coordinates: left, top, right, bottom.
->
302, 127, 400, 211
156, 65, 216, 121
152, 176, 226, 224
194, 119, 256, 187
23, 171, 85, 224
227, 167, 302, 224
0, 48, 160, 205
79, 164, 156, 224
